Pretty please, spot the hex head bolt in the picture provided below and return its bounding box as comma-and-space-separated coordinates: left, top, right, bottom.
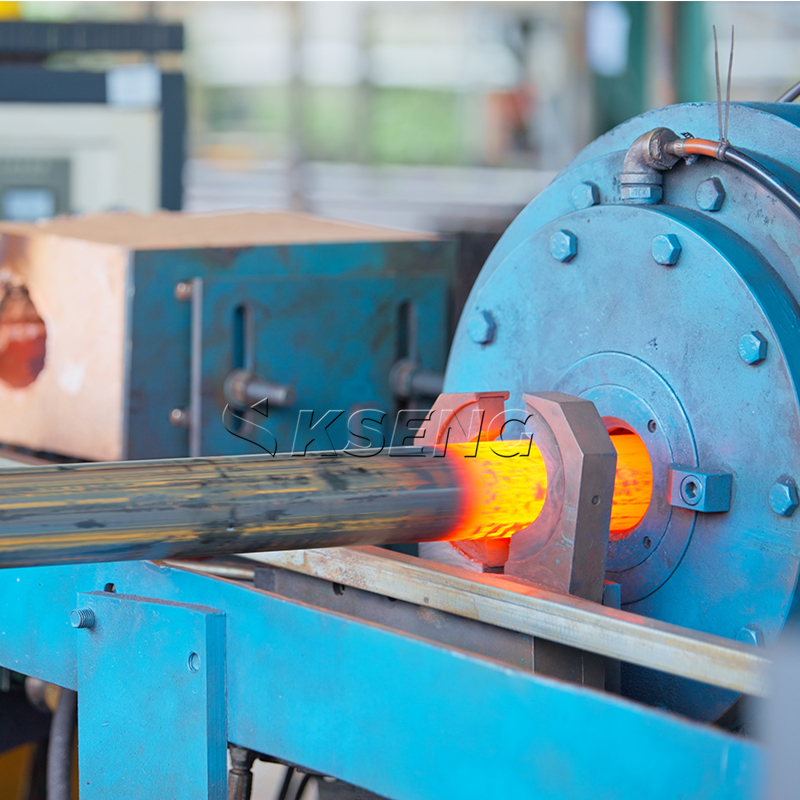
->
738, 331, 767, 365
652, 234, 682, 266
468, 310, 496, 345
571, 182, 600, 210
736, 626, 763, 647
769, 480, 799, 517
696, 178, 726, 212
550, 230, 577, 263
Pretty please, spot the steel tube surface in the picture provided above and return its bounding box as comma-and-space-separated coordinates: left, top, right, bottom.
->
0, 451, 462, 568
0, 429, 653, 569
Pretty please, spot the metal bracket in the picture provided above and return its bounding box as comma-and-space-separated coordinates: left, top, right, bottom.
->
75, 591, 227, 800
667, 466, 732, 512
189, 276, 204, 458
505, 392, 617, 605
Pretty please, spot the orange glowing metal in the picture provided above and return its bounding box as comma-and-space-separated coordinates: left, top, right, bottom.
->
445, 439, 548, 541
608, 432, 653, 538
444, 431, 653, 542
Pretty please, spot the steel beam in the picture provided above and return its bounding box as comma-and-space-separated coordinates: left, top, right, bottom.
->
244, 546, 769, 697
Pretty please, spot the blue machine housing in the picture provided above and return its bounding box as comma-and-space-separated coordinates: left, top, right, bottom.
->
446, 102, 800, 720
127, 237, 452, 458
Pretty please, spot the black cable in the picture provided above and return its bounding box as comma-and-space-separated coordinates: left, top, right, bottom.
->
275, 767, 294, 800
46, 688, 77, 800
294, 774, 313, 800
722, 147, 800, 218
776, 80, 800, 102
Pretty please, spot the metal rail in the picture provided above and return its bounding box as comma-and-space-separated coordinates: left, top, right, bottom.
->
244, 546, 769, 697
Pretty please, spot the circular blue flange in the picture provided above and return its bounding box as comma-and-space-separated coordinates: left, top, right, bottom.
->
445, 169, 800, 720
554, 353, 696, 600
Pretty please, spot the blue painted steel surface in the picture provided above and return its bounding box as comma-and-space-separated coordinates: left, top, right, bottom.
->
76, 591, 227, 799
444, 102, 800, 721
0, 561, 761, 800
197, 273, 446, 455
127, 239, 452, 459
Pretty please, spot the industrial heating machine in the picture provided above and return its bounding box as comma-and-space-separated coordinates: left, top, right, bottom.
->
3, 98, 800, 799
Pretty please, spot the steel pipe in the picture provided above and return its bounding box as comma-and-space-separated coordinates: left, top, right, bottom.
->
0, 450, 463, 568
0, 426, 652, 570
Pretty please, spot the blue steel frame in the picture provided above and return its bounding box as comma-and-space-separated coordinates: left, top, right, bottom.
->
0, 560, 761, 799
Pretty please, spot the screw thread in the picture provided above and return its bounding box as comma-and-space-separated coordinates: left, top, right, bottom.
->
70, 608, 95, 629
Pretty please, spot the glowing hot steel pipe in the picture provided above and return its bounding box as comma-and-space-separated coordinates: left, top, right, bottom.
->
0, 432, 652, 569
442, 431, 652, 541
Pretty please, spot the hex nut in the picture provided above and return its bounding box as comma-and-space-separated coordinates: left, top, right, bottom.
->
621, 184, 663, 204
769, 480, 799, 517
550, 230, 578, 263
468, 310, 496, 345
651, 234, 682, 266
571, 182, 600, 210
696, 177, 726, 212
738, 331, 767, 365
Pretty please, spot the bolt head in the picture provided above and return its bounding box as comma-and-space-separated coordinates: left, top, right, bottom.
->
550, 230, 577, 263
770, 480, 798, 517
696, 177, 726, 212
738, 331, 767, 365
735, 626, 763, 647
571, 182, 600, 210
468, 310, 496, 345
169, 407, 189, 427
679, 475, 703, 506
174, 281, 193, 301
651, 234, 682, 266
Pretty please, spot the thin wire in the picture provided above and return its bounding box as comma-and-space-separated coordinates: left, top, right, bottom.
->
776, 80, 800, 102
724, 26, 734, 142
276, 767, 294, 800
294, 774, 313, 800
713, 25, 723, 142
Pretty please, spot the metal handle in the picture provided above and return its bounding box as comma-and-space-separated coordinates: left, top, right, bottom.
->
390, 358, 444, 400
224, 369, 296, 410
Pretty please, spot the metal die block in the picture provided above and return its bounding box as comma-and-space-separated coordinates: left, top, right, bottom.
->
506, 392, 617, 605
667, 466, 732, 513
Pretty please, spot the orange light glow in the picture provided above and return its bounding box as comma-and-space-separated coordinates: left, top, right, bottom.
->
444, 431, 653, 542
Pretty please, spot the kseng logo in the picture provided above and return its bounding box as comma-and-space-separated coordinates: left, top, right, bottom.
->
222, 402, 535, 457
